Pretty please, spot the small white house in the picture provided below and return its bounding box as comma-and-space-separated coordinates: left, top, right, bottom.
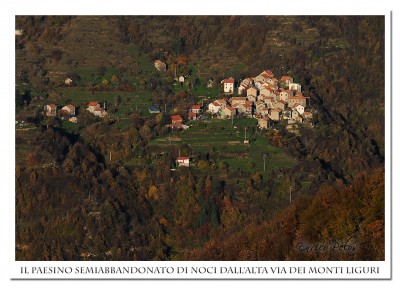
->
208, 101, 221, 114
45, 104, 57, 117
260, 85, 274, 97
154, 60, 167, 72
292, 104, 305, 115
281, 76, 294, 86
247, 87, 258, 98
288, 94, 307, 108
87, 102, 100, 112
289, 83, 302, 92
64, 78, 73, 85
190, 105, 202, 114
258, 117, 270, 129
291, 109, 300, 119
93, 107, 108, 117
221, 106, 237, 118
69, 117, 78, 123
222, 78, 235, 94
176, 157, 190, 167
62, 104, 76, 116
269, 108, 282, 121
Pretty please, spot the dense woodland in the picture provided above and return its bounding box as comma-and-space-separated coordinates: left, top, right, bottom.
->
15, 16, 384, 260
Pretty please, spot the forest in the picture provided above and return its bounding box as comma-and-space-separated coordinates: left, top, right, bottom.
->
15, 16, 385, 260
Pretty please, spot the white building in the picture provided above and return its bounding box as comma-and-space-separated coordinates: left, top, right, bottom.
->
62, 104, 76, 116
222, 78, 235, 94
87, 102, 100, 113
289, 83, 302, 92
64, 78, 73, 85
176, 157, 190, 167
292, 104, 305, 115
208, 101, 221, 114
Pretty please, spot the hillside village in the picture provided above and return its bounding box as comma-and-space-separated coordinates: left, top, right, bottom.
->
170, 69, 313, 131
41, 69, 313, 135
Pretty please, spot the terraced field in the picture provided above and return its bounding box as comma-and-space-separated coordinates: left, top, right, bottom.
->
152, 118, 296, 173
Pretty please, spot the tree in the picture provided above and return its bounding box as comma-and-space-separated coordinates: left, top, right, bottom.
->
177, 54, 189, 65
111, 75, 120, 85
198, 160, 210, 170
172, 38, 185, 54
102, 79, 110, 87
147, 185, 160, 200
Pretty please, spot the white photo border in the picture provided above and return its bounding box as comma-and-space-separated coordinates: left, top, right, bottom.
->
3, 0, 396, 282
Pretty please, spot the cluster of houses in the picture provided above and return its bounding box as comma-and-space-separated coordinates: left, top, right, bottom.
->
86, 102, 108, 117
213, 70, 313, 128
44, 103, 78, 123
43, 101, 108, 122
167, 69, 313, 131
169, 104, 206, 130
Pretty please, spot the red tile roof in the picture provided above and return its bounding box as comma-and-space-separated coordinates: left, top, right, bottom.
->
177, 157, 190, 161
66, 104, 75, 109
47, 104, 56, 108
263, 70, 274, 77
171, 115, 183, 121
88, 101, 99, 106
261, 73, 270, 79
210, 101, 220, 106
225, 106, 236, 111
188, 111, 196, 118
94, 107, 102, 111
223, 78, 235, 84
191, 105, 201, 110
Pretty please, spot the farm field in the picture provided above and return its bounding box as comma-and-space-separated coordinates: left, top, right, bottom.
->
151, 118, 297, 173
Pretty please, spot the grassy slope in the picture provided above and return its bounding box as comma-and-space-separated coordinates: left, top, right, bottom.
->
152, 118, 296, 173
